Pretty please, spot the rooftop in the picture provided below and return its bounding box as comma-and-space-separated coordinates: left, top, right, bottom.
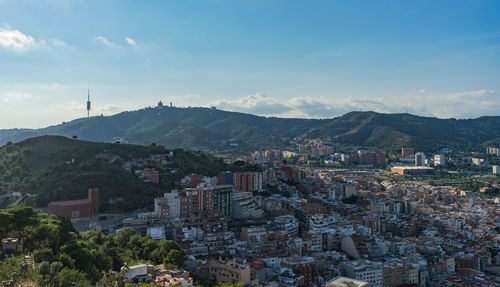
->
327, 277, 369, 287
2, 238, 19, 244
49, 198, 90, 207
391, 166, 435, 170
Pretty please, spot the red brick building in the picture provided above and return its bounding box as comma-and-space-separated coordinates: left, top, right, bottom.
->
233, 172, 263, 192
48, 188, 99, 219
142, 168, 160, 184
401, 148, 415, 157
342, 151, 386, 165
281, 255, 319, 286
391, 166, 434, 175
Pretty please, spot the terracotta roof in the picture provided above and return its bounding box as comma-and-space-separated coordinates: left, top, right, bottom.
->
49, 199, 89, 207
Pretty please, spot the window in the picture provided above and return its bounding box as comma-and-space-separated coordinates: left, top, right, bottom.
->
72, 210, 80, 218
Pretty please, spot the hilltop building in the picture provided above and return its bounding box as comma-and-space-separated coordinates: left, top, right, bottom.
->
139, 168, 160, 184
48, 188, 99, 219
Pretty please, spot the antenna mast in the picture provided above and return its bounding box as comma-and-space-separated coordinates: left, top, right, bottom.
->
87, 89, 91, 118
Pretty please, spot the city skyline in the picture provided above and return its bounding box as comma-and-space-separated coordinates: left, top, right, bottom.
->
1, 0, 500, 128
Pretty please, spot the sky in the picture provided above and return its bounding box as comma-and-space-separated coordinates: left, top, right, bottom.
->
0, 0, 499, 128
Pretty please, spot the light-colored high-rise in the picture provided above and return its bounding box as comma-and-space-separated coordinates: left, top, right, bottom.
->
434, 154, 445, 166
415, 152, 426, 166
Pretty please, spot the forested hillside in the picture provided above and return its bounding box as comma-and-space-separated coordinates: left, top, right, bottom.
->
0, 108, 498, 152
0, 136, 248, 211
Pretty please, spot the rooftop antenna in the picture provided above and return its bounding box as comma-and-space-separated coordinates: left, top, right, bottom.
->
87, 88, 91, 118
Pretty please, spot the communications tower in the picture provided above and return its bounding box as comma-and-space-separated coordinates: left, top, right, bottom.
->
87, 89, 91, 118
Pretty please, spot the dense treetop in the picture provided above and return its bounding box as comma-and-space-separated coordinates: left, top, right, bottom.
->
1, 206, 186, 286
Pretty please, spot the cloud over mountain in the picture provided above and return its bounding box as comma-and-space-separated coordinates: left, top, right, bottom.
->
209, 90, 499, 119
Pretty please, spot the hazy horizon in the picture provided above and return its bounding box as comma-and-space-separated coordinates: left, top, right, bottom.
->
1, 0, 499, 128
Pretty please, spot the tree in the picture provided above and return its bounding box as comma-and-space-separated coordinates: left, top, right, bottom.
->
0, 211, 13, 236
163, 249, 186, 268
23, 222, 60, 252
55, 268, 91, 287
58, 253, 76, 269
91, 248, 113, 272
105, 247, 124, 271
151, 240, 181, 265
97, 264, 128, 287
60, 240, 96, 275
50, 261, 64, 278
57, 216, 75, 248
33, 248, 54, 263
114, 228, 137, 248
39, 261, 51, 276
136, 236, 158, 261
8, 206, 38, 232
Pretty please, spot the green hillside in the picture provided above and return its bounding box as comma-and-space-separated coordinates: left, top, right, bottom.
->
0, 136, 242, 211
0, 108, 499, 152
305, 112, 500, 150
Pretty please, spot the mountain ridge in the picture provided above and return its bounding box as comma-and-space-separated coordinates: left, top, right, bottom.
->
0, 107, 499, 152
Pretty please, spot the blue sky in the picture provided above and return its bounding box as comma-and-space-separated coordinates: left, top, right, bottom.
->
0, 0, 499, 128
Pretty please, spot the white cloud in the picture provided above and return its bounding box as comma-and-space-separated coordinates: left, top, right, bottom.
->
0, 26, 35, 51
47, 100, 138, 116
0, 92, 33, 103
212, 93, 290, 115
125, 37, 136, 47
0, 25, 73, 51
96, 104, 133, 114
51, 38, 68, 47
96, 36, 115, 46
47, 100, 82, 112
209, 90, 500, 119
402, 89, 499, 118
